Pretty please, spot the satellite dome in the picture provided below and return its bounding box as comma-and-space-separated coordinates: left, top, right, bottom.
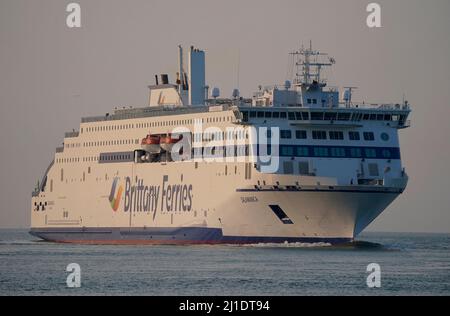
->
284, 80, 291, 90
212, 87, 220, 98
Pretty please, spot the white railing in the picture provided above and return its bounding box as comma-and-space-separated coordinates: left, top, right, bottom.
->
339, 102, 410, 111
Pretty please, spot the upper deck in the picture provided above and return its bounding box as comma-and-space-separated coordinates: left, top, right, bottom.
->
78, 43, 411, 130
79, 98, 411, 131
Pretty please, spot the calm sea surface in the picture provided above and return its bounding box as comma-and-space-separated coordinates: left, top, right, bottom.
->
0, 229, 448, 296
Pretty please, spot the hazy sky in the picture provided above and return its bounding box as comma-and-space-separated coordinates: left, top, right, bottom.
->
0, 0, 449, 232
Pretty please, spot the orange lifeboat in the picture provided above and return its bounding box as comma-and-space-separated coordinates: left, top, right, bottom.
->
160, 133, 183, 152
141, 134, 161, 153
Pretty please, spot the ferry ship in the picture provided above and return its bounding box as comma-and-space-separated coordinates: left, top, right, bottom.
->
30, 44, 411, 244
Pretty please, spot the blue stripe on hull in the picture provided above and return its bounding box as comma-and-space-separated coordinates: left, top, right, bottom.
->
29, 227, 351, 245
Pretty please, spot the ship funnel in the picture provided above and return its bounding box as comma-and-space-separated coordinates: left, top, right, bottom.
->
188, 46, 206, 105
178, 45, 185, 90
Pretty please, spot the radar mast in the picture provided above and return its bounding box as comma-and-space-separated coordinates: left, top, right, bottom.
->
290, 41, 335, 89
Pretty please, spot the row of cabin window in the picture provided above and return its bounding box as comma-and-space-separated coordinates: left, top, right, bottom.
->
279, 146, 392, 159
82, 116, 233, 133
100, 154, 132, 162
65, 143, 81, 148
192, 145, 250, 157
278, 130, 376, 141
193, 130, 248, 142
245, 110, 402, 122
57, 156, 99, 163
83, 139, 140, 147
195, 144, 394, 159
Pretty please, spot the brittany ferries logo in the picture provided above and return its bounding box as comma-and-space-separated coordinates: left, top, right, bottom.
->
108, 177, 123, 212
107, 176, 193, 218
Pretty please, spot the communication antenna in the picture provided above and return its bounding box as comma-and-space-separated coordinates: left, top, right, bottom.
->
290, 41, 334, 87
236, 49, 241, 91
343, 87, 357, 107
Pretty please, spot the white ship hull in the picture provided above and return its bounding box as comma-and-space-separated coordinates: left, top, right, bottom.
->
30, 161, 404, 244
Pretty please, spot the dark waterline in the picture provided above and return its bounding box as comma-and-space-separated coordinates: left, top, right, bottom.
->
0, 229, 448, 296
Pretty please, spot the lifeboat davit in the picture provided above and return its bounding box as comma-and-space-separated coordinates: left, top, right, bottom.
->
160, 134, 183, 152
141, 134, 161, 154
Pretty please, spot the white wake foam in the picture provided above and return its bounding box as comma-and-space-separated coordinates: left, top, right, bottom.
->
235, 241, 332, 248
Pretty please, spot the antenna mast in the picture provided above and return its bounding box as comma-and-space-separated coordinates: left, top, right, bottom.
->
290, 41, 335, 89
237, 49, 240, 91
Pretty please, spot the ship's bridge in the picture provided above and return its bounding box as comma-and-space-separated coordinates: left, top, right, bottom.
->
242, 43, 411, 129
237, 102, 411, 129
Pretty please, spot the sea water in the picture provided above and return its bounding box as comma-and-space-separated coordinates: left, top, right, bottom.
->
0, 229, 448, 296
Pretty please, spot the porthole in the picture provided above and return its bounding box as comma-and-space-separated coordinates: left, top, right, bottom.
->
381, 132, 389, 141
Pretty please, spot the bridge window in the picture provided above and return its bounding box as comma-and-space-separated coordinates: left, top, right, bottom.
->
272, 112, 280, 118
296, 130, 307, 139
365, 148, 377, 158
311, 112, 324, 120
314, 147, 329, 157
281, 146, 294, 156
324, 112, 337, 121
337, 113, 351, 121
296, 146, 309, 156
281, 130, 292, 139
312, 130, 327, 140
382, 149, 392, 158
363, 132, 375, 141
288, 112, 296, 120
329, 131, 344, 140
330, 147, 346, 157
349, 131, 360, 141
350, 148, 362, 158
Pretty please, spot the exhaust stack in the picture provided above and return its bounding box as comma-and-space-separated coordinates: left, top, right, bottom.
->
188, 46, 206, 106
